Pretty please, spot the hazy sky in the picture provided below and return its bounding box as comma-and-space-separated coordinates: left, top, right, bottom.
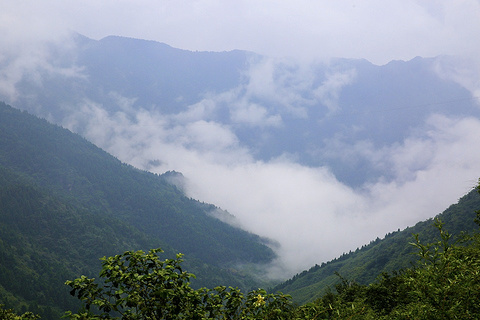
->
2, 1, 480, 278
2, 0, 480, 64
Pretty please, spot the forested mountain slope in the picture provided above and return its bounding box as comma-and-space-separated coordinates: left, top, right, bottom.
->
0, 166, 159, 318
0, 102, 275, 319
273, 186, 480, 304
0, 101, 274, 266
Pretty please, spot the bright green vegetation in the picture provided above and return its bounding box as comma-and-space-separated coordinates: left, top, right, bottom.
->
0, 304, 38, 320
64, 249, 293, 320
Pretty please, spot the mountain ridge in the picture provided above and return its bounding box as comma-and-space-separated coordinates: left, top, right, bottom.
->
7, 34, 478, 187
0, 101, 276, 319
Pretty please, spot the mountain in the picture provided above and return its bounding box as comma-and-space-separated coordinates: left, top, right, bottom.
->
0, 165, 157, 318
13, 34, 252, 120
272, 186, 480, 304
5, 34, 479, 186
0, 102, 275, 318
2, 99, 479, 317
2, 34, 479, 316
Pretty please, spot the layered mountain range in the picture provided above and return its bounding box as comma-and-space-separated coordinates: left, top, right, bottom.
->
1, 34, 480, 319
5, 34, 479, 185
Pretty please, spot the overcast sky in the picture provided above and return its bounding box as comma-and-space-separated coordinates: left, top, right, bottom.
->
2, 0, 480, 64
2, 0, 480, 278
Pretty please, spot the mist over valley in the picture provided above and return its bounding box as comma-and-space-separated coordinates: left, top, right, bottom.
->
1, 33, 480, 278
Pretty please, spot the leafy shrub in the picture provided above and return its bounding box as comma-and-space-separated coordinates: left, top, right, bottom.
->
65, 249, 294, 319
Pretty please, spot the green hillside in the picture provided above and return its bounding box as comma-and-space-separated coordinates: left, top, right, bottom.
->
0, 101, 274, 267
272, 186, 480, 304
0, 166, 157, 318
0, 102, 275, 319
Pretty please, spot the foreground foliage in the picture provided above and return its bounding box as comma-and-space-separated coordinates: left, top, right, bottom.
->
63, 183, 480, 319
296, 219, 480, 319
65, 249, 293, 319
64, 224, 480, 319
0, 305, 38, 320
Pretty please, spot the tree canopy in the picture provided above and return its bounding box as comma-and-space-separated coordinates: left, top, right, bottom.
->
64, 249, 293, 319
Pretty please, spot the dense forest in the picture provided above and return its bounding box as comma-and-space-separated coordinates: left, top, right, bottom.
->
0, 102, 273, 267
0, 102, 275, 319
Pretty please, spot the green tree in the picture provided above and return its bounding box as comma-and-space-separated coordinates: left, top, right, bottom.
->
65, 249, 201, 319
393, 218, 480, 318
0, 305, 38, 320
65, 249, 294, 319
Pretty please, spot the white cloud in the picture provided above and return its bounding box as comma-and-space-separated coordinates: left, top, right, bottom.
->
0, 2, 83, 101
172, 57, 352, 128
180, 120, 239, 152
314, 69, 357, 113
433, 56, 480, 105
173, 98, 219, 123
61, 91, 480, 278
179, 116, 480, 278
230, 100, 282, 127
214, 57, 352, 123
